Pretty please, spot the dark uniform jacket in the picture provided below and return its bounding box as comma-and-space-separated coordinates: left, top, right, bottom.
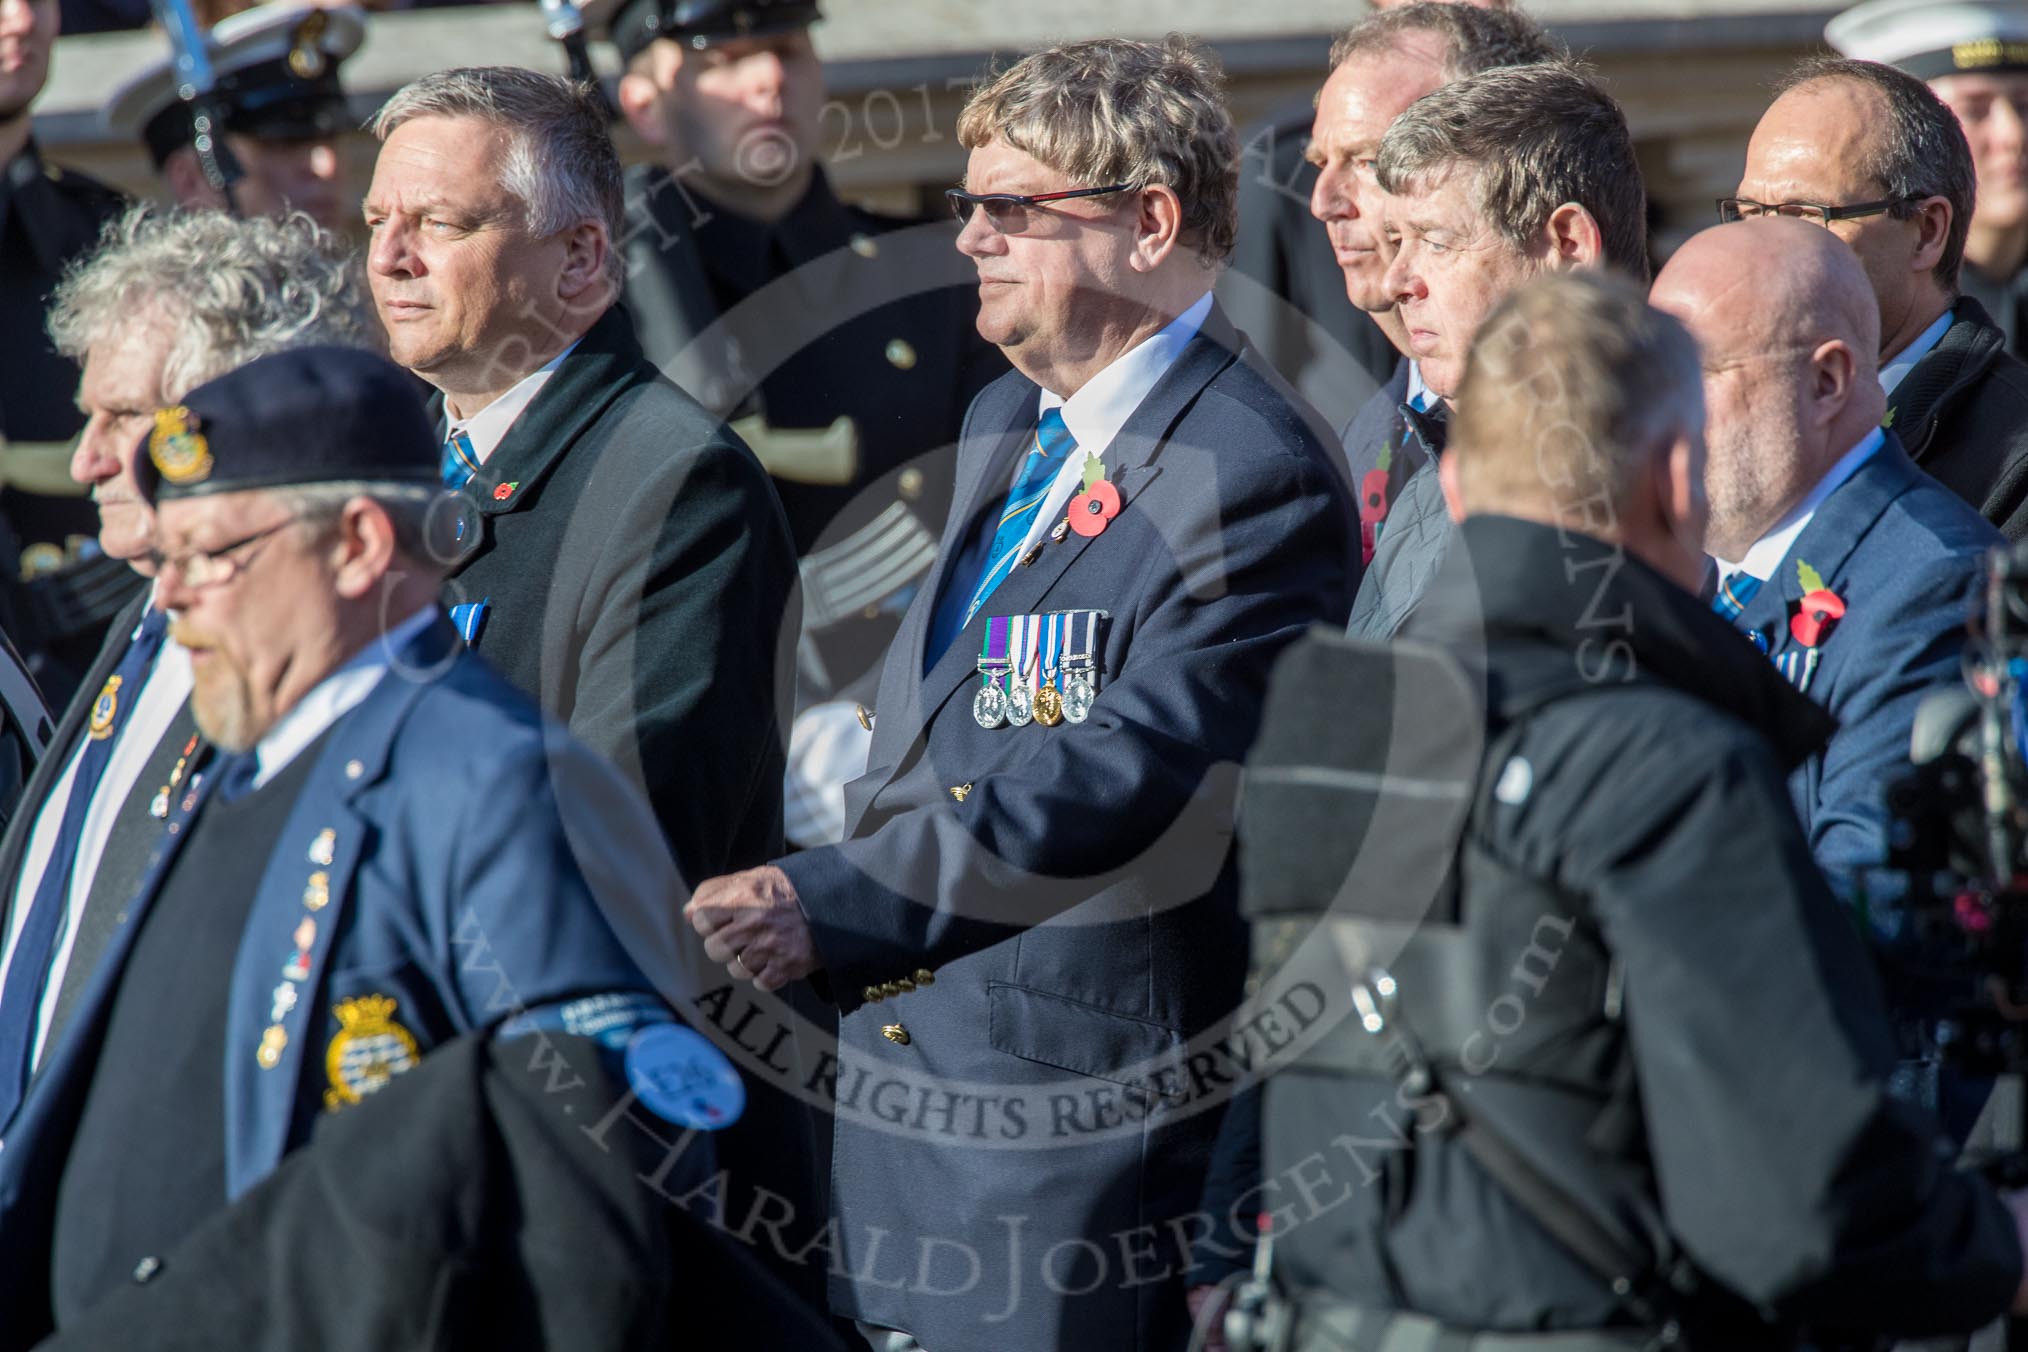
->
1261, 514, 2020, 1345
622, 166, 1001, 706
33, 1032, 848, 1352
0, 622, 683, 1350
0, 142, 139, 705
435, 303, 798, 886
1723, 435, 1997, 879
777, 306, 1356, 1350
1886, 294, 2028, 541
430, 307, 821, 1316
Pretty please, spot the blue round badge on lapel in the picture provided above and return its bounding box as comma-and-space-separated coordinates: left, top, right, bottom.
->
625, 1023, 745, 1130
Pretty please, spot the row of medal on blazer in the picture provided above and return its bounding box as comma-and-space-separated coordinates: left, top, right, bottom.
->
975, 610, 1106, 729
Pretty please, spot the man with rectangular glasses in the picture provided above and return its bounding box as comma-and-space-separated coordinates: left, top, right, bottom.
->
1734, 55, 2028, 539
687, 33, 1355, 1352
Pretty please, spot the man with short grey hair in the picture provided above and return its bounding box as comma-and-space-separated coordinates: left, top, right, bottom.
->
0, 209, 370, 1256
1346, 61, 1646, 640
363, 66, 795, 886
688, 34, 1354, 1352
1223, 0, 1552, 423
1737, 55, 2028, 539
363, 64, 808, 1308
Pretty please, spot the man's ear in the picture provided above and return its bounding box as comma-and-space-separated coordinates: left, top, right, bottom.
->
1806, 338, 1858, 430
557, 221, 613, 307
1438, 445, 1468, 523
1129, 184, 1186, 273
331, 498, 396, 601
1541, 202, 1605, 271
1662, 428, 1708, 547
1909, 194, 1952, 278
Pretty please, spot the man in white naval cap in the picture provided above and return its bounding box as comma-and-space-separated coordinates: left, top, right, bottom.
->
104, 4, 364, 232
1832, 0, 2028, 355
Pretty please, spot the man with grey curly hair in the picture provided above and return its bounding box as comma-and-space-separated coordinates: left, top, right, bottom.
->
688, 34, 1354, 1352
0, 207, 370, 1179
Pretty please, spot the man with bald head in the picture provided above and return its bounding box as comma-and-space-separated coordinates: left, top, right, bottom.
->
1736, 56, 2028, 538
1653, 217, 2000, 880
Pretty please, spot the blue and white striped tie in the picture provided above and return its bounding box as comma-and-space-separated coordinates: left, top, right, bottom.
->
962, 409, 1078, 626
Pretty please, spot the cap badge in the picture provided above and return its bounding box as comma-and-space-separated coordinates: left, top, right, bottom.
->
288, 12, 329, 79
149, 406, 213, 487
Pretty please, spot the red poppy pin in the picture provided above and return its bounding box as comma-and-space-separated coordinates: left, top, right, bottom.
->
493, 481, 518, 502
1068, 453, 1119, 538
1789, 560, 1846, 648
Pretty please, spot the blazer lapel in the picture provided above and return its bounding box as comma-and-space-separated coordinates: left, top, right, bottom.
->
1743, 435, 1918, 660
874, 381, 1034, 757
909, 309, 1243, 736
223, 621, 458, 1198
433, 307, 654, 569
0, 592, 148, 939
9, 725, 217, 1135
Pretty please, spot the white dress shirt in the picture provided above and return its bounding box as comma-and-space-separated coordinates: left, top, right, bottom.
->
0, 600, 193, 1068
250, 607, 439, 791
1714, 427, 1885, 583
1880, 308, 1953, 397
444, 341, 580, 465
781, 294, 1215, 848
1405, 361, 1438, 415
1027, 290, 1215, 560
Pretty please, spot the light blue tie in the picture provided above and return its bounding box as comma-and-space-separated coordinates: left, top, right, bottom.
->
1712, 570, 1762, 625
963, 409, 1078, 625
441, 430, 480, 489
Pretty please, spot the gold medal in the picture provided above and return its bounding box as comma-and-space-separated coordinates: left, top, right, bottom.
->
1034, 682, 1064, 726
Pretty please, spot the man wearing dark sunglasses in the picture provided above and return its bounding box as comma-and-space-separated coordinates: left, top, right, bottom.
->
687, 33, 1355, 1352
1736, 55, 2028, 539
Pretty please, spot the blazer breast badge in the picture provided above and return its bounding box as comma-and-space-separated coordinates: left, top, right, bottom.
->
324, 993, 421, 1110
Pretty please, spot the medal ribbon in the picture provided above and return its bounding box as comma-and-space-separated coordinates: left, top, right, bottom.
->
1042, 612, 1062, 690
1014, 613, 1041, 686
979, 614, 1011, 689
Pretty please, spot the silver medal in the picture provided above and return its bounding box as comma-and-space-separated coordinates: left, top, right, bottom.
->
973, 681, 1008, 729
1008, 680, 1035, 727
1064, 672, 1096, 724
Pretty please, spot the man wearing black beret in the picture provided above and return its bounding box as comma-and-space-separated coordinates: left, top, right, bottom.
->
0, 347, 702, 1349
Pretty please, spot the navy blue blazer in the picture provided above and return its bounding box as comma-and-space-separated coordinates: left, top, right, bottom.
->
777, 306, 1356, 1350
0, 621, 680, 1347
1731, 435, 1998, 880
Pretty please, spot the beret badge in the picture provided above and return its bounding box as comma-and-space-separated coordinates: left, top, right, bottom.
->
150, 405, 213, 487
